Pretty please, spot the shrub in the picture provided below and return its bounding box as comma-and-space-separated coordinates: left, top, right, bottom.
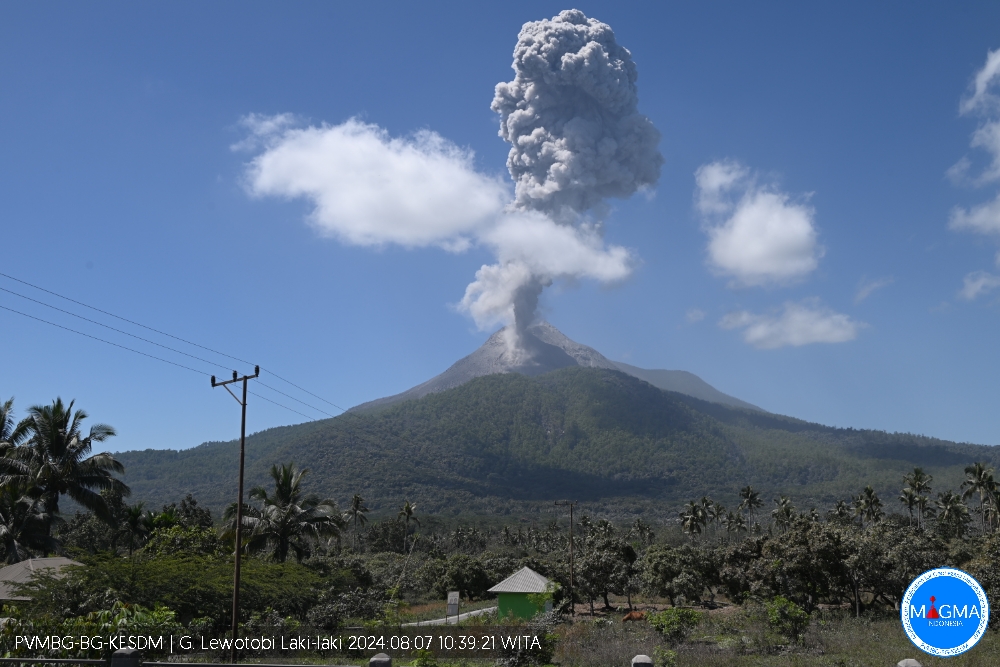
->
766, 595, 809, 642
646, 608, 702, 645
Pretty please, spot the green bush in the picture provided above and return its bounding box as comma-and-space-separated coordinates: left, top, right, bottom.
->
766, 595, 809, 642
646, 608, 702, 645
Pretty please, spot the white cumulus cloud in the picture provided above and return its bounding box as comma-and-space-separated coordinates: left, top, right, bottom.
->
720, 300, 863, 349
695, 160, 822, 287
243, 118, 510, 251
958, 271, 1000, 300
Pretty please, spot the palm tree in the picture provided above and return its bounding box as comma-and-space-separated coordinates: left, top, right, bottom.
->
398, 500, 420, 551
935, 490, 971, 539
739, 485, 762, 532
856, 486, 883, 526
724, 511, 746, 542
343, 494, 369, 550
0, 485, 58, 563
903, 468, 933, 528
679, 500, 707, 539
0, 398, 29, 449
771, 495, 796, 532
828, 499, 852, 523
961, 462, 996, 535
899, 488, 918, 526
223, 462, 343, 563
0, 398, 129, 529
121, 502, 151, 556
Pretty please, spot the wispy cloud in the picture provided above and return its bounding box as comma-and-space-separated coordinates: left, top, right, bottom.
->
685, 308, 706, 323
694, 160, 822, 287
958, 271, 1000, 300
951, 49, 1000, 240
720, 299, 863, 349
855, 276, 894, 304
949, 192, 1000, 237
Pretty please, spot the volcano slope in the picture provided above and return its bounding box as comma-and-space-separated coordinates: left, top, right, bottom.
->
115, 367, 999, 520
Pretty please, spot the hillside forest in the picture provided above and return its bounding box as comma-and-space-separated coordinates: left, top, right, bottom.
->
4, 394, 1000, 665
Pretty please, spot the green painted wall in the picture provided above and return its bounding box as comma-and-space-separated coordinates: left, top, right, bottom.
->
497, 592, 543, 620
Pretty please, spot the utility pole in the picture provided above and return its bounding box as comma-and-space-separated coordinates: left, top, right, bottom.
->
554, 500, 577, 617
212, 366, 259, 664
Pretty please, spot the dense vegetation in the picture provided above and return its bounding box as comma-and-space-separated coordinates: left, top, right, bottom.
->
115, 368, 1000, 519
5, 382, 1000, 664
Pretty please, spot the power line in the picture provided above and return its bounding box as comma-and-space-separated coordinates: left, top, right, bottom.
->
0, 285, 231, 373
256, 381, 336, 418
1, 283, 338, 418
0, 303, 317, 423
0, 271, 346, 414
248, 391, 316, 421
0, 303, 211, 376
260, 369, 346, 413
0, 270, 255, 367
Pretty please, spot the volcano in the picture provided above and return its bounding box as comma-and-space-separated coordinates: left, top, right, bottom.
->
352, 321, 761, 413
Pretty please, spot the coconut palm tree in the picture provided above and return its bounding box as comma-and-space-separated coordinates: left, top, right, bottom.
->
0, 485, 58, 563
899, 488, 918, 526
0, 398, 29, 449
771, 495, 796, 532
828, 499, 852, 523
679, 500, 706, 539
935, 490, 971, 539
343, 493, 369, 551
223, 462, 343, 563
961, 462, 996, 535
121, 502, 151, 556
398, 500, 420, 551
903, 468, 933, 528
724, 511, 746, 542
0, 398, 129, 529
739, 485, 762, 532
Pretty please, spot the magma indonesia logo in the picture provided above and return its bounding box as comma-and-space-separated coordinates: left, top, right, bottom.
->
901, 568, 989, 657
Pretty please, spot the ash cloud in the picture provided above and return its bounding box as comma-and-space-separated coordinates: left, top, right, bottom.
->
240, 9, 661, 355
466, 8, 662, 348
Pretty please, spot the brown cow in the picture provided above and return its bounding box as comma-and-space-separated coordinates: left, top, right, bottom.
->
622, 611, 646, 622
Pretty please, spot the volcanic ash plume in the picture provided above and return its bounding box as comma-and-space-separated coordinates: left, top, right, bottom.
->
461, 9, 662, 350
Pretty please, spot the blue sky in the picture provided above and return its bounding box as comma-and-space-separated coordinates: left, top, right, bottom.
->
3, 2, 1000, 452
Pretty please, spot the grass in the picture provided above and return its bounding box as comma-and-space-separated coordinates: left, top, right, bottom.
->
551, 609, 999, 667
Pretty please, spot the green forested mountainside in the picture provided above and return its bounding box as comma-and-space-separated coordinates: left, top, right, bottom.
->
115, 368, 1000, 521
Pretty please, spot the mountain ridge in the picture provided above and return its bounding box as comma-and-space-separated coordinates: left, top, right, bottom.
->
352, 321, 760, 413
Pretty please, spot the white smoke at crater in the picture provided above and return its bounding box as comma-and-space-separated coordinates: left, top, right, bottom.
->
240, 9, 661, 352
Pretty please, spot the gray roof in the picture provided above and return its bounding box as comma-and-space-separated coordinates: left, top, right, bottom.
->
0, 557, 82, 601
488, 566, 550, 594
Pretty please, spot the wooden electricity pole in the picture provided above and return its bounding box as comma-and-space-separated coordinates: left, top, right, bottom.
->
212, 366, 259, 664
555, 500, 577, 616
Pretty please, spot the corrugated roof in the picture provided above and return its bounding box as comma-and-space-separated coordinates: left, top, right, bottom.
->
488, 566, 550, 593
0, 557, 82, 601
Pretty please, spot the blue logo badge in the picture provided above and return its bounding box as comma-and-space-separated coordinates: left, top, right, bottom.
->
901, 568, 989, 657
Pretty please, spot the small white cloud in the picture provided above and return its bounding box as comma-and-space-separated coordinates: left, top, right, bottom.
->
949, 191, 1000, 236
958, 270, 1000, 300
946, 157, 972, 185
243, 117, 510, 249
695, 160, 822, 287
694, 160, 749, 216
961, 48, 1000, 115
855, 276, 894, 304
719, 299, 863, 349
685, 308, 706, 323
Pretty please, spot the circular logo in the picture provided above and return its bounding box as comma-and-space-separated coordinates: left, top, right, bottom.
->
901, 568, 989, 657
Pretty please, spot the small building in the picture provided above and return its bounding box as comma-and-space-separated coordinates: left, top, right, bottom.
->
488, 566, 551, 619
0, 557, 82, 602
